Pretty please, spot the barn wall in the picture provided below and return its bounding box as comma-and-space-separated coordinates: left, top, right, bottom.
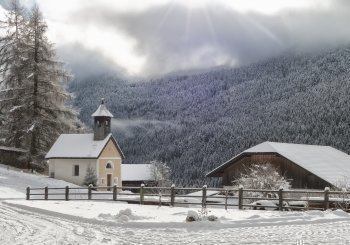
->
222, 154, 329, 189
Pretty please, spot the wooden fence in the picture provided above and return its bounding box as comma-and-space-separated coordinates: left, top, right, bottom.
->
25, 185, 350, 211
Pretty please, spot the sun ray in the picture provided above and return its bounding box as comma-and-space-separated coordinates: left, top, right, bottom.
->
155, 0, 175, 32
246, 16, 284, 47
184, 3, 193, 43
201, 4, 219, 48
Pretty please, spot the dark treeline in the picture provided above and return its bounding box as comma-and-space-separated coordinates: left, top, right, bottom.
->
70, 46, 350, 187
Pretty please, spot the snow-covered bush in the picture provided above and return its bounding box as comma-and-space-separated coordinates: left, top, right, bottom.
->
186, 209, 218, 222
118, 208, 132, 217
331, 179, 350, 210
232, 163, 291, 199
207, 215, 218, 221
186, 210, 199, 222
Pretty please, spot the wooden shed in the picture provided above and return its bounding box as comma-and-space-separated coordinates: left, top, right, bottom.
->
0, 146, 28, 168
206, 142, 350, 189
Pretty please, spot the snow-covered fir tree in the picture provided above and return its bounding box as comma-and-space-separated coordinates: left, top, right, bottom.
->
0, 2, 82, 167
83, 165, 98, 187
0, 0, 28, 148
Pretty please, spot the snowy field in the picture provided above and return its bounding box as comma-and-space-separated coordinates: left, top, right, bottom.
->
2, 165, 350, 244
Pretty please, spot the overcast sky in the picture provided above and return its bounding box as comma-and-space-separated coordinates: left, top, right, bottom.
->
1, 0, 350, 78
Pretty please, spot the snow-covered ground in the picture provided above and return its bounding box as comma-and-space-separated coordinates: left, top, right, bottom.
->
2, 165, 350, 244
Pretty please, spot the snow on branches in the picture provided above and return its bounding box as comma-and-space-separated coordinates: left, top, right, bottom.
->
232, 163, 291, 198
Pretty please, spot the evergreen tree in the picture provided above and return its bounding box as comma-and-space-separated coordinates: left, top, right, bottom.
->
83, 165, 97, 186
0, 3, 83, 168
0, 0, 28, 148
24, 5, 82, 166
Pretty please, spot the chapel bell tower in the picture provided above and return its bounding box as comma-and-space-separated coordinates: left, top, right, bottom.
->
91, 98, 113, 140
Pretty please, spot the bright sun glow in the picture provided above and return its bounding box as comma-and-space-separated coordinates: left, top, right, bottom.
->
180, 0, 326, 14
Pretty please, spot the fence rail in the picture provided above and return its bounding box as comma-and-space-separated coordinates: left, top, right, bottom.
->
25, 185, 350, 211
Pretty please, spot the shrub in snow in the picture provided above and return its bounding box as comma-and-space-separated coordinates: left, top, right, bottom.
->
118, 215, 129, 223
207, 215, 218, 222
232, 163, 291, 200
118, 208, 132, 217
98, 213, 114, 220
197, 207, 208, 220
186, 209, 218, 222
149, 160, 171, 187
186, 210, 199, 222
331, 178, 350, 210
116, 208, 136, 222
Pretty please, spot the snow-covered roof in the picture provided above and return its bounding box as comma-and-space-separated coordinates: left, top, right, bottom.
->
45, 133, 124, 159
122, 164, 154, 181
207, 141, 350, 187
91, 100, 113, 118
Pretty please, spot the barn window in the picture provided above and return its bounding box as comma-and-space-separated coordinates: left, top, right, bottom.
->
106, 163, 112, 169
73, 165, 79, 176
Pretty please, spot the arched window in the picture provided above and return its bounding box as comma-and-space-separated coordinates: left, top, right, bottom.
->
106, 163, 112, 169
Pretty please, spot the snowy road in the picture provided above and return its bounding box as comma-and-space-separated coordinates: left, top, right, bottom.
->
2, 201, 350, 245
2, 166, 350, 244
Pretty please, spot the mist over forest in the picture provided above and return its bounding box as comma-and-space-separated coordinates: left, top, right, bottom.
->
70, 46, 350, 187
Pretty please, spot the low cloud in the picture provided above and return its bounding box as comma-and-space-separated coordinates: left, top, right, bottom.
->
57, 43, 126, 79
112, 119, 178, 137
3, 1, 350, 77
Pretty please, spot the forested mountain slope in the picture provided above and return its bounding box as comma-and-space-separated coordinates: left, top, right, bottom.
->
70, 47, 350, 187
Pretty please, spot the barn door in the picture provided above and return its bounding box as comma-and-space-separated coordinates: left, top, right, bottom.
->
107, 174, 112, 191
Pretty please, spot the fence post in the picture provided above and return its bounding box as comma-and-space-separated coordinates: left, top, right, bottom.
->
202, 185, 207, 208
225, 190, 228, 210
45, 186, 48, 200
26, 186, 30, 200
140, 184, 145, 205
65, 186, 69, 201
113, 184, 117, 201
170, 184, 175, 207
278, 187, 283, 211
159, 192, 162, 207
324, 187, 330, 210
88, 184, 92, 200
238, 186, 243, 210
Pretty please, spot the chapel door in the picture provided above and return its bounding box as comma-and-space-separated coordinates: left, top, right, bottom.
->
107, 174, 112, 191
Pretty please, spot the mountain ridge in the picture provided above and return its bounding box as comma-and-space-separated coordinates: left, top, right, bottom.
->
70, 46, 350, 187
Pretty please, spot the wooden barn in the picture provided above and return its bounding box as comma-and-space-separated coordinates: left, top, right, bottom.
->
206, 142, 350, 189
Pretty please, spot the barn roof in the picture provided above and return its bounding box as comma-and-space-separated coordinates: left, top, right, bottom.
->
121, 164, 154, 181
45, 133, 124, 159
206, 141, 350, 187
